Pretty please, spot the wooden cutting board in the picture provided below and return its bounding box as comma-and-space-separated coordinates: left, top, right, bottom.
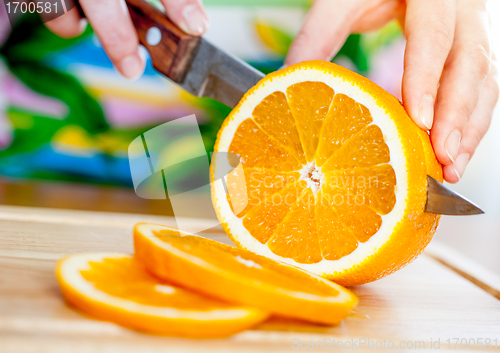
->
1, 205, 500, 353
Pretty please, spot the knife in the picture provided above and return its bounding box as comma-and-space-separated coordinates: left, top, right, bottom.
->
79, 0, 483, 215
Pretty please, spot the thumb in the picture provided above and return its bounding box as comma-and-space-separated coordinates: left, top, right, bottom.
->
284, 0, 360, 66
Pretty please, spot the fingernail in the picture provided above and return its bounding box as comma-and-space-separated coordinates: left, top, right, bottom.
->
117, 51, 145, 80
179, 4, 209, 36
138, 44, 149, 61
79, 19, 88, 34
445, 130, 461, 163
419, 94, 434, 130
453, 153, 470, 181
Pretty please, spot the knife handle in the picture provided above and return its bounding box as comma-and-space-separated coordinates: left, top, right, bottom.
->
74, 0, 200, 83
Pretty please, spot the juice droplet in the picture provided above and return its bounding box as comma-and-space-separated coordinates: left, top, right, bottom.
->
348, 308, 371, 319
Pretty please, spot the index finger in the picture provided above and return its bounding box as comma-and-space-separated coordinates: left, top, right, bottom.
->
402, 0, 457, 131
80, 0, 144, 79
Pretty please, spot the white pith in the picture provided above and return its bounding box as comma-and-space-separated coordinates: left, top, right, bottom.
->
212, 67, 409, 277
234, 255, 263, 269
299, 161, 324, 195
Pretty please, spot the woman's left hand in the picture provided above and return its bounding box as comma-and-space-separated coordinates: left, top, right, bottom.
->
285, 0, 498, 183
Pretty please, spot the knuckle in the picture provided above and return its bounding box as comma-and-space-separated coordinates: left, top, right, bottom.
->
165, 0, 197, 19
104, 29, 137, 60
108, 29, 130, 46
428, 20, 454, 48
463, 128, 484, 156
443, 103, 473, 130
471, 126, 486, 145
405, 19, 453, 73
463, 42, 492, 78
456, 103, 474, 124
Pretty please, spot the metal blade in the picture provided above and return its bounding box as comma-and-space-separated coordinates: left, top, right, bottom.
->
178, 38, 265, 108
425, 176, 484, 215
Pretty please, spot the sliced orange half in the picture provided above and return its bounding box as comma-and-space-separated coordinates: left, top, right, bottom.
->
134, 223, 358, 325
211, 60, 443, 286
56, 253, 268, 337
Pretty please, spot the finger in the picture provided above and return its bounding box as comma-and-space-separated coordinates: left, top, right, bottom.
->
284, 0, 359, 66
351, 0, 405, 33
443, 58, 498, 183
161, 0, 209, 36
431, 0, 491, 167
80, 0, 145, 79
402, 0, 456, 131
45, 7, 86, 38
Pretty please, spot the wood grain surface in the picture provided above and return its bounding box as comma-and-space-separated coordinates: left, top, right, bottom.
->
1, 205, 499, 352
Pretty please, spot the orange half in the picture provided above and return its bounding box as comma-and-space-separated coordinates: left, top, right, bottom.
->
211, 61, 442, 286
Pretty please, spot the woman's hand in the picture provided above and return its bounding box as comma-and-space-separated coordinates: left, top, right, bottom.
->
285, 0, 498, 183
45, 0, 209, 80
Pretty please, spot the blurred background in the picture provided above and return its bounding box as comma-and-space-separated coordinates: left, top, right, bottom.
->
0, 1, 499, 274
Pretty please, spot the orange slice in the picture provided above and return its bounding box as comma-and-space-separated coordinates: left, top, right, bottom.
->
56, 253, 268, 337
211, 60, 443, 286
134, 223, 358, 325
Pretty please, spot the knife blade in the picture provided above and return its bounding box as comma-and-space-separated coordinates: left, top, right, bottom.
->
426, 176, 483, 215
178, 39, 265, 108
113, 0, 483, 215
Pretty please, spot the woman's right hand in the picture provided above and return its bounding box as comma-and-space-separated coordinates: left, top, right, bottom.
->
45, 0, 209, 80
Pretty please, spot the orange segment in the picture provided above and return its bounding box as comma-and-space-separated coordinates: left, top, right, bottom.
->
316, 95, 373, 166
322, 183, 382, 243
325, 164, 397, 215
315, 197, 358, 260
322, 124, 390, 171
267, 188, 322, 264
252, 91, 306, 163
242, 180, 306, 243
226, 167, 300, 217
56, 253, 268, 337
228, 118, 302, 171
134, 223, 358, 325
286, 81, 335, 161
